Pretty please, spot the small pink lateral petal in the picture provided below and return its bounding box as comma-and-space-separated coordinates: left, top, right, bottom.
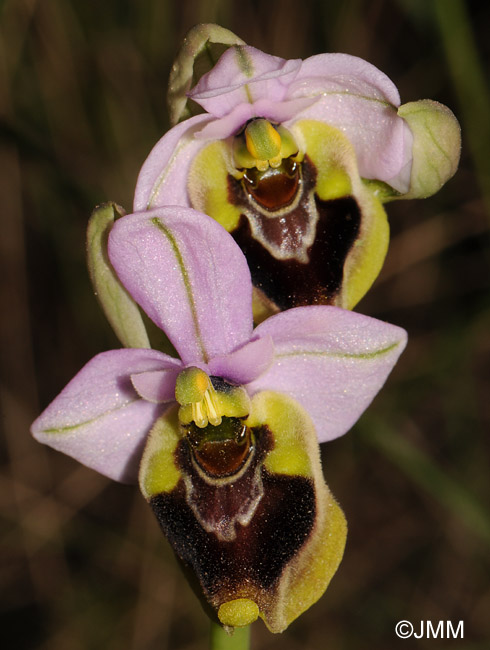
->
131, 366, 182, 403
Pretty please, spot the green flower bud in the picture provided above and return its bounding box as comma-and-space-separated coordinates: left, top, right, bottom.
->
398, 99, 461, 200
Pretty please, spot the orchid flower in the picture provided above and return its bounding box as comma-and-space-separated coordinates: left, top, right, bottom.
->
31, 204, 406, 632
135, 24, 460, 317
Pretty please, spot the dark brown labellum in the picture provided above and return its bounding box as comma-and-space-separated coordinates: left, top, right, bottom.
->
149, 424, 316, 607
140, 391, 347, 632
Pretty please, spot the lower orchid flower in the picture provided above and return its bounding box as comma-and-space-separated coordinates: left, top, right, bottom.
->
134, 24, 460, 317
31, 204, 407, 632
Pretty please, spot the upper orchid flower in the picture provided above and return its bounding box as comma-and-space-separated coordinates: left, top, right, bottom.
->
31, 204, 407, 633
135, 24, 460, 317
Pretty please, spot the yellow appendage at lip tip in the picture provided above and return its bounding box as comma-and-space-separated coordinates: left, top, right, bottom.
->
218, 598, 260, 627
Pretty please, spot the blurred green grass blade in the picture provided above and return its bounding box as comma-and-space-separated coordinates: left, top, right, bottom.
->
360, 418, 490, 545
432, 0, 490, 217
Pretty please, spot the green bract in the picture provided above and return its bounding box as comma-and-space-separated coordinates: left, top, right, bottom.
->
87, 203, 150, 349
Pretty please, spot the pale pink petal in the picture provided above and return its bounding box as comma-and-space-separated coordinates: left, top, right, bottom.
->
133, 113, 211, 212
289, 53, 402, 104
108, 208, 253, 366
189, 45, 301, 116
31, 349, 176, 483
282, 53, 412, 190
247, 306, 407, 442
290, 98, 413, 192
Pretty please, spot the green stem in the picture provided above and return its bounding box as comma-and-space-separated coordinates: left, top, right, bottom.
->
209, 622, 251, 650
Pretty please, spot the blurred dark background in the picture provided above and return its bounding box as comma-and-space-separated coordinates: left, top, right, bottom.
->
1, 0, 489, 648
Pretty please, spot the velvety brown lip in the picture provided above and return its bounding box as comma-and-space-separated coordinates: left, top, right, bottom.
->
149, 423, 315, 607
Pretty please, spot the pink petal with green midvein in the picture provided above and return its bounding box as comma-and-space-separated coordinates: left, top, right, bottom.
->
133, 113, 211, 211
289, 98, 412, 192
30, 349, 176, 483
248, 306, 407, 442
286, 53, 413, 190
189, 45, 301, 116
108, 208, 253, 366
